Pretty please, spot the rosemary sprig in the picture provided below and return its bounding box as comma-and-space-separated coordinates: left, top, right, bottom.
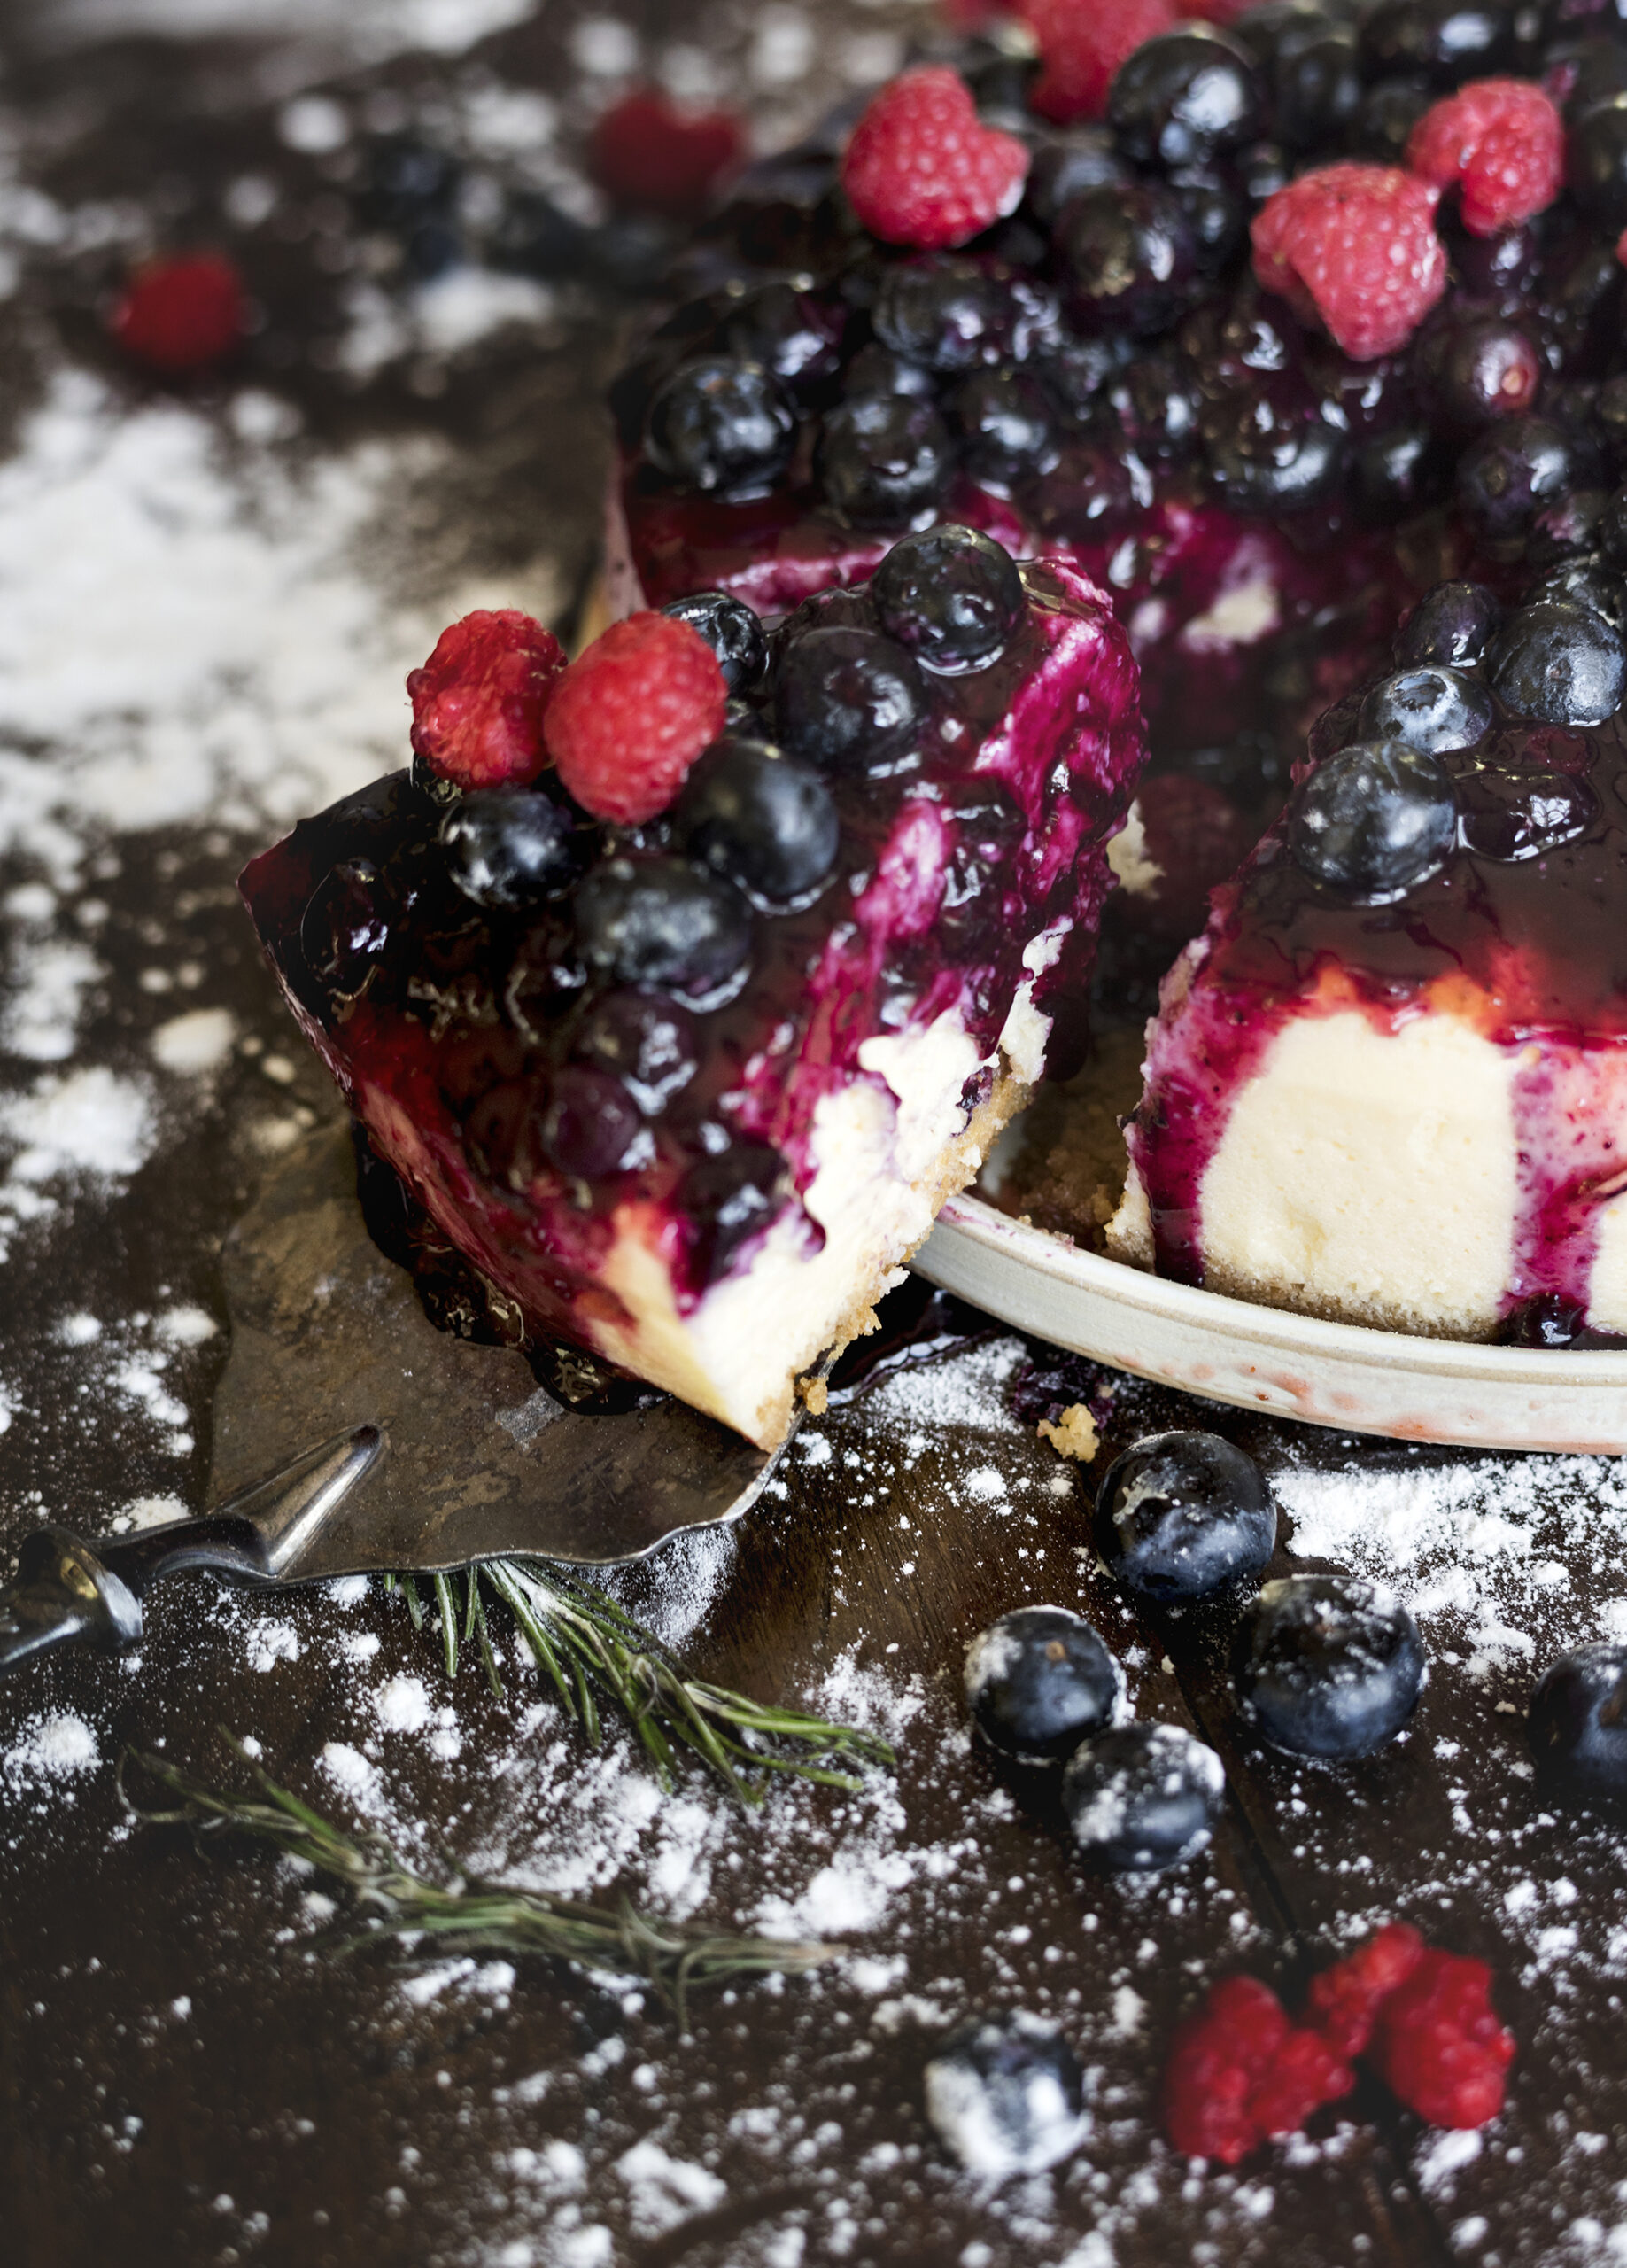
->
122, 1736, 837, 2024
385, 1558, 894, 1804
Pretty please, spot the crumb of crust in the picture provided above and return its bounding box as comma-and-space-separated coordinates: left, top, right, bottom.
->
801, 1376, 830, 1418
1038, 1403, 1099, 1462
993, 1026, 1145, 1247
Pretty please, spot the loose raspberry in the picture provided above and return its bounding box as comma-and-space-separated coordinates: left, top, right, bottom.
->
1251, 164, 1447, 361
1305, 1922, 1426, 2058
1163, 1975, 1353, 2164
1248, 2025, 1354, 2140
588, 89, 745, 220
1406, 79, 1563, 238
112, 252, 246, 373
407, 610, 567, 791
545, 613, 726, 825
1019, 0, 1178, 126
1370, 1950, 1515, 2130
841, 69, 1029, 251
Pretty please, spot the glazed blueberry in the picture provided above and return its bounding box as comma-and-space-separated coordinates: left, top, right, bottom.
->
1038, 334, 1127, 420
1529, 1643, 1627, 1798
1107, 27, 1264, 167
1571, 93, 1627, 234
1234, 1573, 1426, 1759
1596, 390, 1627, 479
1394, 580, 1499, 668
1107, 353, 1203, 460
815, 394, 952, 529
923, 2016, 1089, 2179
1354, 423, 1449, 524
644, 356, 795, 493
659, 590, 768, 695
1025, 128, 1127, 228
1095, 1431, 1277, 1604
1204, 392, 1345, 515
1528, 558, 1627, 637
721, 282, 843, 385
949, 369, 1058, 485
1289, 740, 1457, 901
872, 257, 1009, 375
1457, 765, 1599, 861
1488, 602, 1627, 727
673, 734, 840, 905
1355, 74, 1433, 160
302, 858, 389, 994
536, 1064, 643, 1178
438, 790, 579, 909
678, 1142, 787, 1285
573, 856, 751, 997
1168, 167, 1246, 275
839, 342, 934, 400
1360, 0, 1513, 87
1359, 666, 1494, 755
1057, 184, 1198, 338
1430, 317, 1541, 436
1527, 491, 1609, 571
571, 988, 699, 1112
872, 524, 1026, 672
1061, 1722, 1226, 1872
1456, 416, 1574, 539
1267, 12, 1362, 150
963, 1605, 1125, 1763
773, 625, 925, 775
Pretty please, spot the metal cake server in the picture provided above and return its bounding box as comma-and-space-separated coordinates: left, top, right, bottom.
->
0, 1122, 791, 1676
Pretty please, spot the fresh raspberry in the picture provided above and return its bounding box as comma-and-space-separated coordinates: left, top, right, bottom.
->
1163, 1976, 1353, 2164
1370, 1950, 1515, 2130
1305, 1922, 1426, 2058
1251, 164, 1447, 361
111, 252, 246, 372
1019, 0, 1179, 126
1248, 2025, 1355, 2140
841, 69, 1029, 251
588, 89, 745, 220
545, 613, 726, 825
1406, 79, 1564, 238
407, 610, 567, 791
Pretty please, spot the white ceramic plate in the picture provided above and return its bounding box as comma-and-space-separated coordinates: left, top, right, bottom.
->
914, 1192, 1627, 1455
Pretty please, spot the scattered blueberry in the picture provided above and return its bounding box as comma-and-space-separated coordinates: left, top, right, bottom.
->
1062, 1721, 1226, 1872
573, 855, 751, 997
1108, 27, 1264, 167
1457, 765, 1599, 861
1488, 602, 1627, 727
871, 257, 1009, 375
673, 734, 840, 905
659, 590, 768, 695
1234, 1573, 1426, 1759
816, 393, 952, 528
923, 2015, 1089, 2179
1359, 665, 1493, 755
963, 1605, 1125, 1764
438, 790, 580, 909
1289, 739, 1457, 902
1529, 1643, 1627, 1798
949, 368, 1058, 485
773, 625, 924, 776
1057, 183, 1197, 338
872, 524, 1025, 672
571, 989, 699, 1113
1456, 416, 1574, 539
536, 1064, 643, 1178
644, 356, 795, 493
1394, 581, 1499, 668
1095, 1431, 1277, 1604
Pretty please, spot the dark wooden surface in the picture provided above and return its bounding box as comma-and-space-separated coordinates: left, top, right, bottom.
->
0, 8, 1623, 2264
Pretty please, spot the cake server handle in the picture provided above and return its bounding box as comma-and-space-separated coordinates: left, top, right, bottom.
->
0, 1424, 384, 1676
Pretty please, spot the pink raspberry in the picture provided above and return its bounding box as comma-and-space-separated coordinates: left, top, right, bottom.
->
1019, 0, 1179, 126
545, 613, 726, 825
112, 252, 246, 372
841, 68, 1029, 251
1252, 163, 1447, 361
1163, 1976, 1353, 2164
1371, 1950, 1515, 2131
407, 610, 567, 791
588, 89, 745, 219
1406, 78, 1563, 237
1305, 1922, 1426, 2059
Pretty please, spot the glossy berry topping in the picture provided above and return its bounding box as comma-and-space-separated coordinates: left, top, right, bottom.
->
301, 858, 388, 998
1456, 765, 1599, 861
1061, 1720, 1226, 1872
571, 989, 699, 1113
1059, 182, 1198, 336
963, 1604, 1125, 1762
923, 2014, 1089, 2178
1360, 0, 1512, 88
673, 734, 840, 907
1395, 581, 1499, 667
659, 590, 769, 695
950, 369, 1059, 485
1163, 1976, 1352, 2163
1488, 601, 1627, 726
536, 1065, 644, 1179
1304, 1922, 1426, 2058
816, 393, 952, 528
1094, 1430, 1276, 1603
1455, 415, 1573, 538
1567, 91, 1627, 234
1528, 1642, 1627, 1798
1234, 1573, 1426, 1760
773, 625, 925, 776
1021, 0, 1179, 125
1251, 163, 1446, 359
586, 89, 745, 219
1428, 315, 1541, 435
573, 854, 750, 999
1358, 665, 1493, 753
438, 790, 580, 910
871, 257, 1018, 374
722, 284, 845, 388
112, 252, 246, 372
1369, 1949, 1515, 2130
645, 356, 795, 496
1288, 739, 1457, 901
407, 610, 567, 791
1251, 9, 1362, 152
1406, 78, 1563, 237
840, 67, 1029, 252
546, 612, 726, 825
1107, 27, 1264, 167
872, 524, 1025, 672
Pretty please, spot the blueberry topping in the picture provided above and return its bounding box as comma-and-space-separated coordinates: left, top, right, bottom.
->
302, 858, 389, 997
1262, 12, 1363, 151
963, 1605, 1125, 1763
678, 1142, 788, 1285
840, 342, 934, 400
1458, 765, 1599, 861
1527, 491, 1610, 571
1429, 316, 1541, 437
816, 393, 952, 529
1234, 1573, 1426, 1760
1289, 739, 1457, 902
1352, 423, 1449, 523
773, 625, 925, 776
1360, 0, 1513, 87
644, 355, 795, 493
573, 855, 751, 997
1528, 557, 1627, 637
721, 282, 843, 385
1456, 416, 1574, 539
537, 1064, 644, 1178
1167, 166, 1247, 275
1203, 392, 1346, 515
872, 524, 1026, 672
438, 790, 580, 909
1358, 665, 1494, 755
872, 257, 1010, 375
673, 734, 840, 905
1529, 1643, 1627, 1798
1025, 128, 1127, 228
949, 368, 1058, 485
659, 589, 769, 694
1037, 333, 1127, 420
1394, 580, 1499, 668
1095, 1430, 1277, 1604
1571, 92, 1627, 233
1107, 27, 1264, 167
1488, 602, 1627, 727
922, 2016, 1088, 2179
1061, 1721, 1226, 1872
571, 989, 699, 1113
1057, 183, 1198, 338
1355, 74, 1433, 160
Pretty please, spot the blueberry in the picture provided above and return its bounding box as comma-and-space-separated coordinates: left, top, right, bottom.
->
872, 524, 1026, 672
536, 1064, 644, 1178
644, 355, 795, 493
1354, 74, 1434, 160
1289, 739, 1457, 901
1167, 167, 1247, 275
1036, 333, 1128, 420
1360, 0, 1513, 86
573, 856, 751, 997
722, 282, 844, 385
1571, 92, 1627, 233
1529, 557, 1627, 637
1352, 423, 1449, 523
839, 342, 934, 400
1596, 383, 1627, 478
438, 790, 580, 909
1359, 665, 1493, 754
1458, 765, 1599, 861
1057, 183, 1197, 338
1095, 1431, 1276, 1604
673, 734, 840, 906
963, 1605, 1125, 1763
490, 189, 592, 280
302, 858, 389, 996
816, 394, 952, 529
1025, 128, 1128, 228
1203, 392, 1345, 515
1456, 416, 1573, 539
1527, 490, 1609, 572
773, 625, 925, 776
1061, 1721, 1226, 1872
352, 134, 464, 277
1394, 580, 1499, 668
1529, 1643, 1627, 1798
1429, 316, 1541, 436
922, 2015, 1089, 2179
1106, 352, 1203, 460
1488, 602, 1627, 726
1237, 136, 1292, 204
1107, 27, 1264, 167
949, 368, 1058, 485
571, 989, 699, 1113
1234, 1573, 1425, 1759
1267, 13, 1363, 150
678, 1143, 788, 1285
872, 257, 1010, 375
659, 590, 768, 695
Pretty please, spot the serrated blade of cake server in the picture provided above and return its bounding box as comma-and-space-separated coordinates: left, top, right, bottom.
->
205, 1122, 788, 1574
